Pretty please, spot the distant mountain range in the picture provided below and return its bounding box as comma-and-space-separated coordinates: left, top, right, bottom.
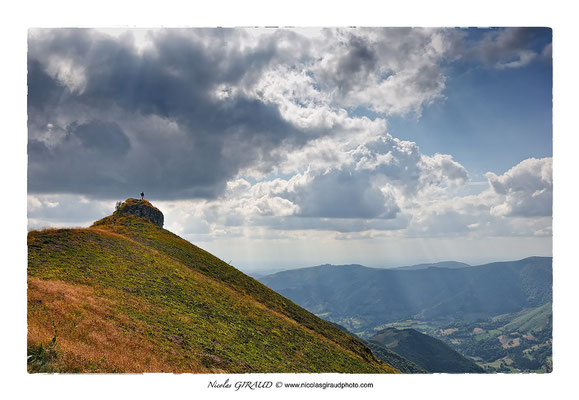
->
258, 257, 552, 333
392, 261, 472, 270
246, 261, 471, 278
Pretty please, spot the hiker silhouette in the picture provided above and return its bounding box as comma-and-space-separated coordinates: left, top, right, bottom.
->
140, 192, 144, 200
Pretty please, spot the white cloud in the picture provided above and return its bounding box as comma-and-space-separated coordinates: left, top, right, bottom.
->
211, 133, 470, 231
486, 157, 552, 217
27, 157, 552, 245
419, 153, 469, 189
27, 194, 113, 230
400, 157, 553, 238
310, 28, 458, 115
139, 129, 471, 237
253, 196, 300, 217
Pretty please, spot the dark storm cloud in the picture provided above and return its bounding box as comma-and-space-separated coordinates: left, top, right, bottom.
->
73, 120, 130, 156
27, 59, 69, 110
469, 27, 552, 69
477, 27, 534, 63
27, 28, 311, 200
332, 34, 378, 95
28, 120, 132, 195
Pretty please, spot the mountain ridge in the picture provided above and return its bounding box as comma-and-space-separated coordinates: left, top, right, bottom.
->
259, 257, 552, 333
392, 261, 472, 270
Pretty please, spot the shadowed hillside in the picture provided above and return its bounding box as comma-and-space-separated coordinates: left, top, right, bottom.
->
369, 327, 484, 373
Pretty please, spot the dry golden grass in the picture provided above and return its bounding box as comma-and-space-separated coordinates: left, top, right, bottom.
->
28, 277, 209, 373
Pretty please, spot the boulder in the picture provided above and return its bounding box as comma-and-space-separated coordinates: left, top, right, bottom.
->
117, 198, 164, 228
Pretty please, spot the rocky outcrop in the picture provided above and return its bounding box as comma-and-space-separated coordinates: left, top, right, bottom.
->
117, 198, 164, 228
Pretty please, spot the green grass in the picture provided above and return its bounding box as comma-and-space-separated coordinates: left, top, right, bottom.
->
473, 330, 501, 342
502, 302, 552, 333
480, 356, 517, 372
91, 213, 380, 360
27, 335, 59, 373
28, 213, 397, 373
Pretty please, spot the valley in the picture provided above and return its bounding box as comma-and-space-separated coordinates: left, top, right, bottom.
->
259, 259, 553, 373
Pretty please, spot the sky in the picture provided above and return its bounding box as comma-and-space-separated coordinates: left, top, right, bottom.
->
27, 27, 553, 272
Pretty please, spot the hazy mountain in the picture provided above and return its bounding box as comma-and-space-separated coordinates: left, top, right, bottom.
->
259, 257, 552, 333
392, 261, 471, 270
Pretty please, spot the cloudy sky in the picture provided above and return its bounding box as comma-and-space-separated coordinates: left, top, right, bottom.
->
27, 27, 552, 272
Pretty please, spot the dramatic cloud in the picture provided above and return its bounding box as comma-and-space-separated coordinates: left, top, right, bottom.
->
28, 29, 312, 199
486, 157, 553, 217
149, 154, 550, 240
299, 28, 459, 115
402, 157, 553, 238
142, 131, 470, 238
27, 27, 552, 266
28, 28, 471, 200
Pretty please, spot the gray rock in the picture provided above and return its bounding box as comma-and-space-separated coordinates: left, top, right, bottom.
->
117, 198, 164, 227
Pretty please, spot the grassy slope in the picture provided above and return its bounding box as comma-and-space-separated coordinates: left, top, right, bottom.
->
28, 213, 396, 373
91, 211, 380, 360
500, 302, 552, 333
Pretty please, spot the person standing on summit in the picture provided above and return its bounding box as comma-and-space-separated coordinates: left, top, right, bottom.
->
140, 192, 144, 200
